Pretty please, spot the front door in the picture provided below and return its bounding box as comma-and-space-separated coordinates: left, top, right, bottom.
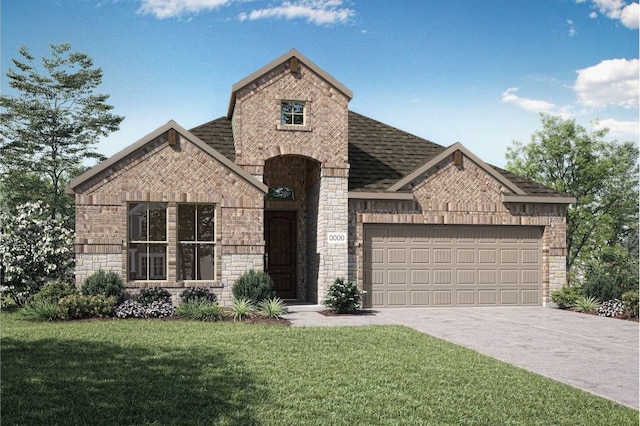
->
265, 211, 297, 300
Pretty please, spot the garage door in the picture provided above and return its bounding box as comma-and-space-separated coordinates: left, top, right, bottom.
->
363, 225, 543, 307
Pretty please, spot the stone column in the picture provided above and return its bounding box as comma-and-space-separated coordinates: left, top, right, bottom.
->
315, 168, 349, 304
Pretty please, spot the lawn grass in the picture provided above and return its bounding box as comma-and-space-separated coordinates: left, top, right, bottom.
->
2, 312, 638, 425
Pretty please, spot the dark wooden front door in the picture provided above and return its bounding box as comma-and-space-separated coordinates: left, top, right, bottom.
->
265, 211, 297, 300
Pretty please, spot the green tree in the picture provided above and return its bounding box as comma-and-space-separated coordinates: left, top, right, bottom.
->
0, 43, 123, 220
505, 114, 639, 281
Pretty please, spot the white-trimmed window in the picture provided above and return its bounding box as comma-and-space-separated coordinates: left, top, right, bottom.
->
128, 203, 167, 280
281, 101, 305, 125
177, 204, 216, 281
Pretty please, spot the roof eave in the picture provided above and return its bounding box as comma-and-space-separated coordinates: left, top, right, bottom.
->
66, 121, 267, 195
387, 142, 526, 195
348, 191, 414, 200
502, 194, 576, 204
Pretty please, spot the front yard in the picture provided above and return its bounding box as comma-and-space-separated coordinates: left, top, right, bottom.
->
1, 313, 637, 425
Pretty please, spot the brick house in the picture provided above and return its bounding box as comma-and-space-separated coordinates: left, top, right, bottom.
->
66, 49, 574, 308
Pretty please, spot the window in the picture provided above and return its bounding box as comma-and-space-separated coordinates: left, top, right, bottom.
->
178, 204, 216, 280
128, 203, 167, 280
281, 101, 305, 125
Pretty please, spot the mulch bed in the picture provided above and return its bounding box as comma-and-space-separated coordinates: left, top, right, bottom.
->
319, 310, 376, 316
566, 309, 639, 322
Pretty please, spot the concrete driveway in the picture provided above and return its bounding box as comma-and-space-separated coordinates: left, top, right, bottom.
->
286, 306, 639, 409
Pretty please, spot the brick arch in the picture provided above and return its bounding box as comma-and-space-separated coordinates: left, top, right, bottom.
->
263, 145, 329, 164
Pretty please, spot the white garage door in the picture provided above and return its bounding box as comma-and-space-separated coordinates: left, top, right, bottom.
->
363, 225, 543, 307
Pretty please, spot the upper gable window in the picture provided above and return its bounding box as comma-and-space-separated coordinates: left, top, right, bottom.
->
281, 101, 305, 125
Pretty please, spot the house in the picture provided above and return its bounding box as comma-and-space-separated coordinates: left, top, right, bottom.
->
66, 49, 575, 308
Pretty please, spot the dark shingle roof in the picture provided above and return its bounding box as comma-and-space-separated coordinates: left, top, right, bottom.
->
190, 111, 566, 197
348, 111, 445, 191
189, 117, 236, 162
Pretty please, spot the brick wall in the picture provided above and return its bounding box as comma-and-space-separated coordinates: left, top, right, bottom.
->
73, 132, 265, 304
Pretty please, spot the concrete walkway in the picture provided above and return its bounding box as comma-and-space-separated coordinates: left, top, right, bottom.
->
284, 306, 639, 410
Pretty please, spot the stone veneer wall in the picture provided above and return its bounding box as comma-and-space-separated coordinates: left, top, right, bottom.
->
73, 132, 265, 305
348, 155, 569, 305
315, 172, 349, 302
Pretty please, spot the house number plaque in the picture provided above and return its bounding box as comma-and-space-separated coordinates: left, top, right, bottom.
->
327, 232, 347, 244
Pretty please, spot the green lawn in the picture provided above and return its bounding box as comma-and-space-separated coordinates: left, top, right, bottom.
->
1, 313, 637, 425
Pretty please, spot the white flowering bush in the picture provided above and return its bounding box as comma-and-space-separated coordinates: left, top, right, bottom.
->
325, 277, 366, 314
597, 299, 626, 318
0, 202, 74, 306
114, 299, 175, 319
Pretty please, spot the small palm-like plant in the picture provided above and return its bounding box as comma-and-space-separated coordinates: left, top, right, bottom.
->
258, 297, 286, 318
572, 295, 601, 313
230, 297, 255, 320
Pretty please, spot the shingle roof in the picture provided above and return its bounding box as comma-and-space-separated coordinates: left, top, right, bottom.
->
189, 111, 568, 198
189, 117, 236, 162
347, 111, 445, 191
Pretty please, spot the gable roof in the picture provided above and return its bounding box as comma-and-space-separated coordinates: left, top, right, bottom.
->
190, 111, 574, 203
66, 120, 267, 195
227, 48, 353, 118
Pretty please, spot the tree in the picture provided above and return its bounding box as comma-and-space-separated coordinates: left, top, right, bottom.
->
0, 43, 124, 220
0, 202, 74, 307
505, 114, 639, 282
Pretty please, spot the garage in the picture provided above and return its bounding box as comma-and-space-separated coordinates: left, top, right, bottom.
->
363, 224, 543, 307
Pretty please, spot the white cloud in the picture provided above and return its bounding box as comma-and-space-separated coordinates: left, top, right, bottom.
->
574, 58, 639, 108
592, 118, 640, 137
567, 19, 577, 36
581, 0, 639, 29
501, 88, 556, 113
239, 0, 355, 25
138, 0, 232, 19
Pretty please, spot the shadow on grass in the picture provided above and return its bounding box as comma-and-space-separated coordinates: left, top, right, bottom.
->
2, 337, 261, 425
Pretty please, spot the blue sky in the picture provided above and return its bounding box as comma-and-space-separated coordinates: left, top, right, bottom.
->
2, 0, 638, 167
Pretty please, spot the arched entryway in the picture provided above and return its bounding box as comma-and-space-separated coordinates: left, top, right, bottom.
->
263, 155, 321, 302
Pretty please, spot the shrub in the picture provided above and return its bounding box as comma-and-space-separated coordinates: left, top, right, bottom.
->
176, 300, 222, 321
81, 270, 125, 303
582, 245, 638, 302
230, 298, 254, 320
621, 290, 638, 318
572, 296, 600, 313
180, 286, 216, 303
114, 299, 175, 319
180, 286, 217, 304
258, 297, 286, 318
324, 277, 366, 314
33, 280, 78, 304
58, 294, 117, 320
137, 287, 171, 305
18, 300, 60, 321
0, 202, 74, 306
597, 299, 626, 318
550, 285, 582, 309
232, 270, 275, 304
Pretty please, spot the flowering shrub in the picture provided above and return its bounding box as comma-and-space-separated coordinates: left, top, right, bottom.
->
597, 299, 626, 318
114, 299, 175, 319
325, 278, 366, 314
0, 202, 74, 306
